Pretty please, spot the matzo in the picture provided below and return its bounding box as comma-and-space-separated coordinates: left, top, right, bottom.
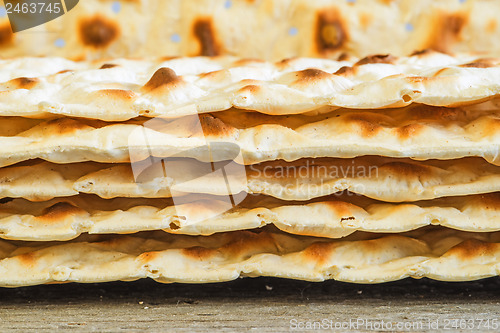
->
1, 53, 500, 120
0, 227, 497, 286
1, 0, 500, 60
2, 157, 500, 202
0, 106, 499, 167
0, 193, 498, 241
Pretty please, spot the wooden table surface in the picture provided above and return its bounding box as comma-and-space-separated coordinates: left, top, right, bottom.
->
0, 277, 499, 332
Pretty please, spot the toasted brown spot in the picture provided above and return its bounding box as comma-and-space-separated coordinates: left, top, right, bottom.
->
78, 15, 120, 48
56, 70, 73, 75
397, 123, 425, 140
445, 239, 499, 260
460, 62, 492, 68
432, 67, 449, 77
17, 252, 36, 267
324, 201, 356, 217
355, 54, 396, 66
487, 19, 497, 33
344, 113, 389, 137
182, 246, 217, 260
380, 162, 432, 178
405, 76, 431, 84
0, 23, 13, 47
410, 49, 433, 57
238, 84, 260, 94
239, 79, 260, 86
426, 12, 468, 53
95, 89, 137, 101
315, 8, 348, 54
198, 69, 224, 79
142, 67, 181, 92
159, 56, 180, 62
6, 77, 39, 90
460, 58, 498, 68
138, 251, 160, 262
193, 18, 220, 56
477, 193, 500, 210
42, 118, 92, 135
222, 231, 276, 259
38, 202, 84, 222
199, 114, 237, 137
169, 222, 180, 230
294, 68, 332, 84
99, 63, 118, 69
412, 106, 465, 121
275, 57, 299, 69
359, 12, 373, 29
303, 242, 336, 265
337, 53, 350, 61
232, 58, 265, 66
334, 66, 355, 76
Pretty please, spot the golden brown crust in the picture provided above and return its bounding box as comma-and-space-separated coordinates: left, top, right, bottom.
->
0, 23, 13, 48
142, 67, 181, 92
78, 15, 120, 48
38, 202, 85, 222
199, 114, 237, 137
94, 89, 137, 101
192, 18, 220, 56
99, 63, 119, 70
315, 8, 348, 54
344, 113, 388, 137
426, 12, 468, 53
396, 123, 425, 140
6, 77, 39, 90
354, 54, 397, 66
334, 66, 355, 76
294, 68, 333, 84
379, 162, 432, 181
444, 239, 500, 260
182, 246, 218, 260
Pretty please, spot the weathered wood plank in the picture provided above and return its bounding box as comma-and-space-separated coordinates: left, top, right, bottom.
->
0, 277, 498, 332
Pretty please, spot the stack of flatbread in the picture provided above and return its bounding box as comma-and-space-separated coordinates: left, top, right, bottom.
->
0, 50, 498, 287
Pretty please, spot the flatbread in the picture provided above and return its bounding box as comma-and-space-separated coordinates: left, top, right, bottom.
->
1, 0, 500, 60
0, 193, 498, 241
3, 156, 500, 202
0, 106, 499, 167
0, 227, 497, 286
2, 53, 500, 120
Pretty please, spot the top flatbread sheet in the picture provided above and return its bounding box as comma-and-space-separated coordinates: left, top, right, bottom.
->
2, 53, 500, 120
0, 106, 500, 167
0, 227, 498, 286
0, 0, 499, 60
